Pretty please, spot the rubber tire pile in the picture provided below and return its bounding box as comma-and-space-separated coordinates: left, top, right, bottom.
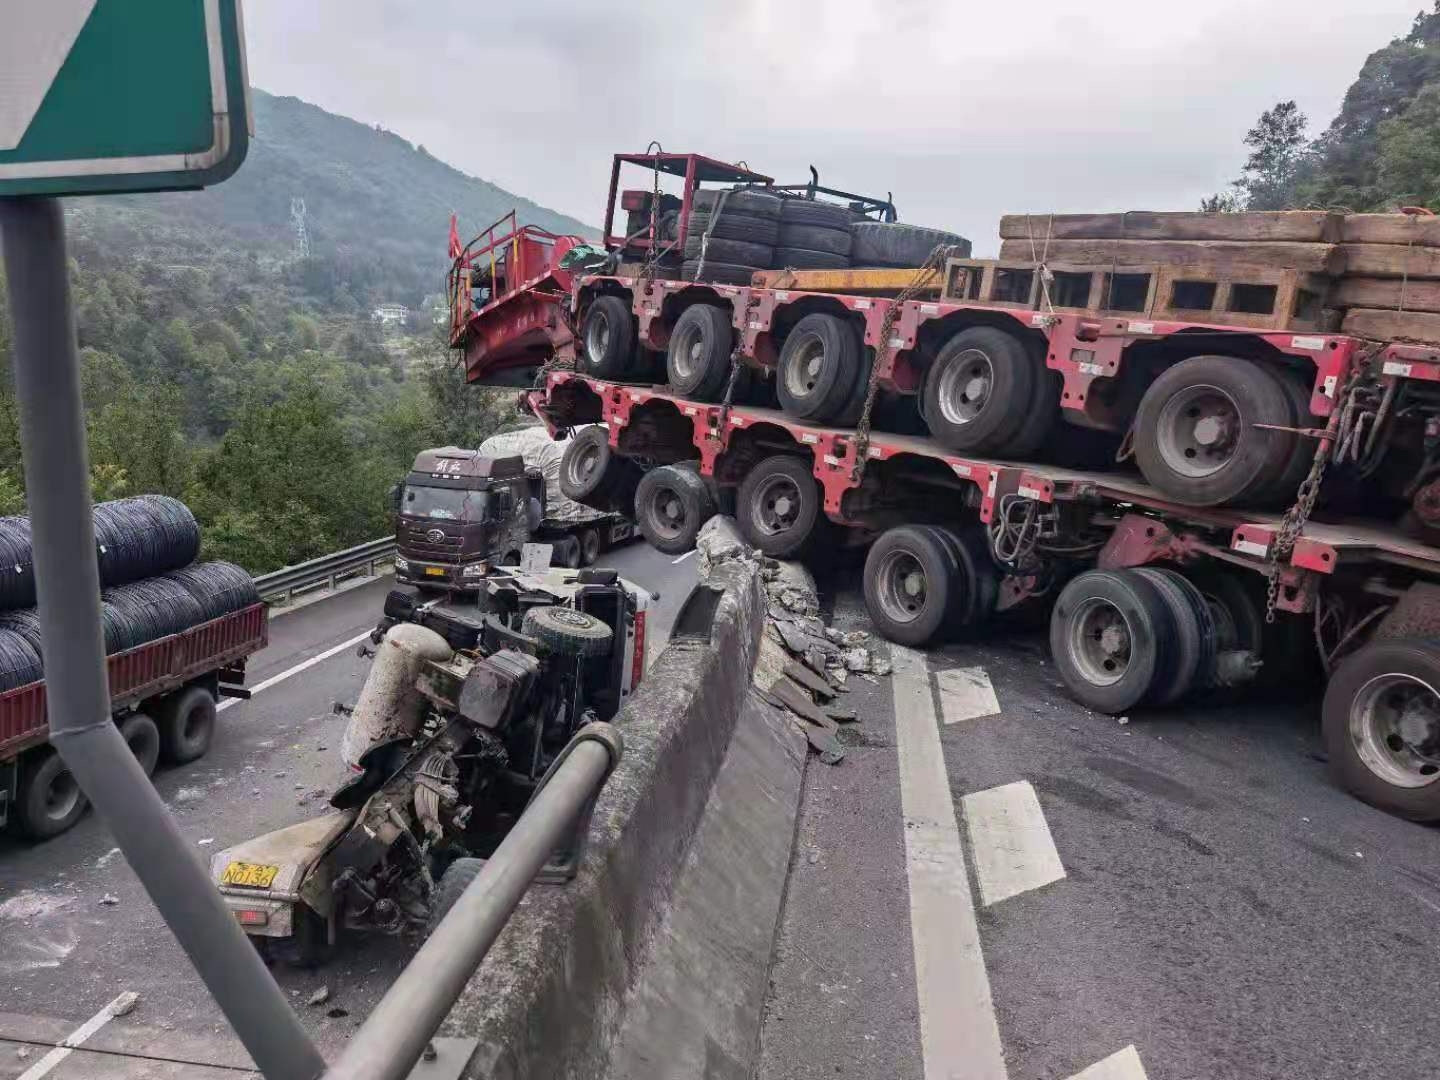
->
682, 188, 784, 286
0, 495, 258, 691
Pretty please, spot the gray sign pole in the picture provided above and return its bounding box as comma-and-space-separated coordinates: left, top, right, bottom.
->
0, 196, 325, 1080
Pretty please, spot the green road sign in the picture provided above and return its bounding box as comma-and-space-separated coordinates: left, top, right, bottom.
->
0, 0, 251, 197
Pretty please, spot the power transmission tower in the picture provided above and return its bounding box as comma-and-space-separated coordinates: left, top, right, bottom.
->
290, 196, 310, 260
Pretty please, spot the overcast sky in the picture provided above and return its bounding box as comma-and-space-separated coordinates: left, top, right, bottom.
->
245, 0, 1422, 254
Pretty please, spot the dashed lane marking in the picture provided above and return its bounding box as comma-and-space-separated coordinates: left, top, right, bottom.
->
671, 549, 697, 564
935, 666, 1001, 724
17, 993, 136, 1080
962, 780, 1067, 907
1065, 1045, 1149, 1080
890, 645, 1008, 1080
216, 630, 372, 713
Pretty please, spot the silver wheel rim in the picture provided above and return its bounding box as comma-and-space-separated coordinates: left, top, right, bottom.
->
1155, 383, 1242, 479
936, 348, 994, 426
648, 485, 687, 540
754, 473, 803, 536
783, 334, 827, 399
1349, 673, 1440, 789
875, 548, 929, 625
671, 321, 704, 382
568, 441, 602, 488
586, 311, 611, 365
1068, 596, 1133, 687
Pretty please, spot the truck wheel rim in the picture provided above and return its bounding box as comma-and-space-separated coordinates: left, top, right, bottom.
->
876, 549, 928, 624
586, 312, 610, 363
936, 349, 993, 426
1069, 596, 1133, 687
1350, 673, 1440, 788
783, 334, 826, 399
754, 474, 802, 535
44, 769, 81, 822
671, 322, 704, 381
649, 488, 687, 539
1155, 383, 1241, 479
568, 442, 601, 487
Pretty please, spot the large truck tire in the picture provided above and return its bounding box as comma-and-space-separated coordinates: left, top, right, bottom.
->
691, 188, 783, 218
636, 465, 716, 555
157, 684, 217, 765
553, 535, 583, 569
682, 236, 774, 266
428, 857, 485, 935
1133, 567, 1215, 704
666, 304, 735, 402
850, 222, 970, 267
775, 224, 852, 256
1133, 356, 1296, 508
522, 606, 614, 659
779, 200, 857, 231
685, 210, 780, 246
1049, 569, 1181, 714
119, 712, 161, 778
560, 428, 638, 512
776, 313, 866, 424
680, 260, 756, 286
773, 247, 850, 270
736, 455, 826, 559
579, 528, 602, 566
921, 327, 1038, 453
863, 526, 958, 647
1322, 638, 1440, 821
579, 295, 636, 380
15, 749, 87, 840
1259, 365, 1320, 507
927, 524, 1000, 637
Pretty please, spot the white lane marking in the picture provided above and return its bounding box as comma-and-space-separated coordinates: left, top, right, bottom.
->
217, 630, 372, 713
1066, 1045, 1149, 1080
935, 666, 1001, 724
17, 992, 136, 1080
890, 646, 1008, 1080
671, 549, 697, 565
963, 781, 1067, 906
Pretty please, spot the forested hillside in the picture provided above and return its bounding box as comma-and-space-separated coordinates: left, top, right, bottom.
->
0, 91, 590, 573
1209, 4, 1440, 212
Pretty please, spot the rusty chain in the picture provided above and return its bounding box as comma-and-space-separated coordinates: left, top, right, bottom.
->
1262, 351, 1377, 623
850, 243, 965, 479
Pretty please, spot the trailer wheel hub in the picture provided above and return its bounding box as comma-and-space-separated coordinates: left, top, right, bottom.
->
936, 349, 994, 426
1156, 383, 1241, 479
1351, 673, 1440, 788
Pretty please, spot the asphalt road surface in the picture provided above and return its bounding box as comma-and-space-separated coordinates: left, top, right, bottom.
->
0, 540, 696, 1076
4, 539, 1438, 1079
757, 577, 1440, 1080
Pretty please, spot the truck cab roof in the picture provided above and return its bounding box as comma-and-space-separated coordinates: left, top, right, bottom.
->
408, 448, 529, 487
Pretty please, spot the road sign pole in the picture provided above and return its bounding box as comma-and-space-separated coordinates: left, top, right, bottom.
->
0, 196, 326, 1080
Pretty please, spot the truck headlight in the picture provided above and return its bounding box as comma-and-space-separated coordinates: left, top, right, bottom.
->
395, 557, 409, 572
462, 562, 489, 578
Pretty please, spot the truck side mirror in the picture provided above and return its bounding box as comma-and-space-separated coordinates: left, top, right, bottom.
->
388, 482, 403, 511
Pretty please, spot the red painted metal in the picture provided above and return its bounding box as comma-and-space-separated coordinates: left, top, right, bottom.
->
601, 152, 773, 254
0, 602, 268, 760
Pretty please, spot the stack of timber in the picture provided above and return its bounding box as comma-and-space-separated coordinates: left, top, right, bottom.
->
996, 210, 1440, 345
1334, 214, 1440, 345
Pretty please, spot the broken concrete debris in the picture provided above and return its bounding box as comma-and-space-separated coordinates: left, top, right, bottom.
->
695, 515, 891, 767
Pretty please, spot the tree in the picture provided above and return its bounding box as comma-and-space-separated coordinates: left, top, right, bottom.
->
1232, 101, 1309, 210
1199, 191, 1243, 213
1377, 81, 1440, 207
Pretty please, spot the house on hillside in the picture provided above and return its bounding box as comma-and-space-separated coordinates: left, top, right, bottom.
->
371, 303, 409, 326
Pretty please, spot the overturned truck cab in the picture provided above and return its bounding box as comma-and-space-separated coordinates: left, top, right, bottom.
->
211, 565, 648, 959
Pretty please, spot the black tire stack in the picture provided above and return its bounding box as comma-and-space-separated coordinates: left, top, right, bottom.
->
773, 200, 856, 270
0, 496, 259, 692
681, 188, 782, 285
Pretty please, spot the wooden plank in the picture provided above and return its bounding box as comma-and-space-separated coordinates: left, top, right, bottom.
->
998, 210, 1340, 243
1331, 277, 1440, 314
997, 238, 1341, 274
750, 267, 941, 294
1340, 243, 1440, 280
1341, 214, 1440, 247
1341, 307, 1440, 345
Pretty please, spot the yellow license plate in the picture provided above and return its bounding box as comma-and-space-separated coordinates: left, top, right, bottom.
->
423, 567, 446, 577
222, 861, 280, 889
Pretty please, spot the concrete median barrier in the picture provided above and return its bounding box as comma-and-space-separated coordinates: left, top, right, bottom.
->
444, 558, 807, 1079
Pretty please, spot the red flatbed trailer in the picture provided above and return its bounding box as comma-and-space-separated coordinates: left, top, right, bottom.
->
0, 602, 267, 839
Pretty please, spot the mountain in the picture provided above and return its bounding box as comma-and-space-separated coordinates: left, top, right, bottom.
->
65, 88, 594, 310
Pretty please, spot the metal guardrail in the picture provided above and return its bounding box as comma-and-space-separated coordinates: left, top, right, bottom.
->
252, 537, 396, 603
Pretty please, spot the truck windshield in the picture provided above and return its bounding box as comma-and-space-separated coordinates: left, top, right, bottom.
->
403, 485, 489, 522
